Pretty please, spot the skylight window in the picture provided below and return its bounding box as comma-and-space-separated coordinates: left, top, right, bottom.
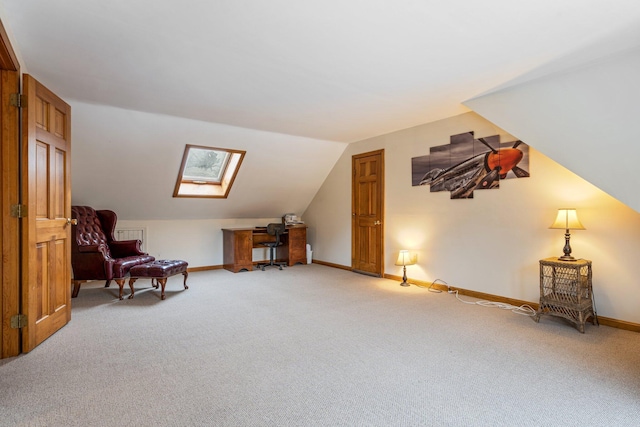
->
174, 144, 245, 198
183, 147, 229, 183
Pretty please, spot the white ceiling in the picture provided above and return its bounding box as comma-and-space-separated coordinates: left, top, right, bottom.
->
4, 0, 640, 143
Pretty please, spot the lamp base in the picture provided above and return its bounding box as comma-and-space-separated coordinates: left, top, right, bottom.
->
399, 265, 410, 286
558, 231, 577, 261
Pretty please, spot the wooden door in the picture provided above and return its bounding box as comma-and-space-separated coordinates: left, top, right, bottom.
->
21, 74, 72, 352
352, 150, 384, 276
1, 70, 20, 358
0, 18, 21, 359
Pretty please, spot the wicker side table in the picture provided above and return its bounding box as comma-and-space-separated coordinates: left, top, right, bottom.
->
534, 257, 598, 333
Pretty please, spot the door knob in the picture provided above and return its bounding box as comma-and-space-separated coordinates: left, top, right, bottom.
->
374, 220, 381, 225
66, 218, 78, 226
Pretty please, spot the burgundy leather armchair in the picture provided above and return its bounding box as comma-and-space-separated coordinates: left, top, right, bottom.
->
71, 206, 155, 299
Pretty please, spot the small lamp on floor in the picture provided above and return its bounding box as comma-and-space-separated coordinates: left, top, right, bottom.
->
549, 208, 585, 261
395, 250, 417, 287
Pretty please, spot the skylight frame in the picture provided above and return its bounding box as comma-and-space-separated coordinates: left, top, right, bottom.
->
173, 144, 246, 199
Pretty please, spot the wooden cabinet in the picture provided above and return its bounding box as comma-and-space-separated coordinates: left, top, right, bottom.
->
222, 225, 307, 272
223, 229, 254, 273
279, 226, 307, 266
534, 258, 598, 333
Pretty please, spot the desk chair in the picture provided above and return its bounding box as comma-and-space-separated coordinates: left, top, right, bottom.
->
258, 223, 287, 271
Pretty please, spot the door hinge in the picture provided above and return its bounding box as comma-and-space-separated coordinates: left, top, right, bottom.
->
10, 314, 27, 329
10, 93, 26, 108
10, 204, 27, 218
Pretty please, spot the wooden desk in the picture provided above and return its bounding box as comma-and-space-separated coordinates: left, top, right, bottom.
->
222, 225, 307, 272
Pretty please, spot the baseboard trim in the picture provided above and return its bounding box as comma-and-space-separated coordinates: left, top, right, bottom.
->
596, 316, 640, 332
311, 259, 352, 271
187, 265, 224, 273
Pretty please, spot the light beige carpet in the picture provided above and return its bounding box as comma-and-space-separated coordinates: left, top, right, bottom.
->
1, 264, 639, 426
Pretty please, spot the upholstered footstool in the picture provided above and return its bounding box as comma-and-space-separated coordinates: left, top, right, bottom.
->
128, 260, 189, 300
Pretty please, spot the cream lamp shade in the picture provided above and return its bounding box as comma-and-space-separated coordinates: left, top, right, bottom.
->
395, 250, 417, 266
549, 208, 585, 231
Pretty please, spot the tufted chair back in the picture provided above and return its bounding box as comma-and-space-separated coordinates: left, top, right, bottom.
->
70, 206, 155, 298
72, 206, 112, 259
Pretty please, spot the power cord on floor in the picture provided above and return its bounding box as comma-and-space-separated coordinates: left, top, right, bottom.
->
450, 288, 537, 316
414, 278, 536, 316
414, 278, 449, 293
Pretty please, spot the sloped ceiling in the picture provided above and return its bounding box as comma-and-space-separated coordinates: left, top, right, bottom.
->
5, 0, 640, 143
69, 102, 347, 220
465, 47, 640, 213
3, 1, 640, 220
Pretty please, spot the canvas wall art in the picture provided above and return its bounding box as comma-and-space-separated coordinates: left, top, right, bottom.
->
411, 131, 530, 199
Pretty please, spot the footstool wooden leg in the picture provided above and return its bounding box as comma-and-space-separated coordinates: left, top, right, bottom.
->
183, 271, 189, 289
128, 278, 138, 299
115, 278, 126, 300
157, 278, 168, 300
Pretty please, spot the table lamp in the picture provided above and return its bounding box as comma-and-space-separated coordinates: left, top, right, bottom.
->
549, 208, 585, 261
395, 250, 417, 286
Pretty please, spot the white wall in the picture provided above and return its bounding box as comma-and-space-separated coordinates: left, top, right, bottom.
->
0, 3, 26, 73
465, 47, 640, 213
303, 112, 640, 324
115, 217, 281, 268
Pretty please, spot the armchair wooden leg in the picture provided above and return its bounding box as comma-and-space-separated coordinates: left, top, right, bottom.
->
72, 280, 83, 298
104, 280, 111, 288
